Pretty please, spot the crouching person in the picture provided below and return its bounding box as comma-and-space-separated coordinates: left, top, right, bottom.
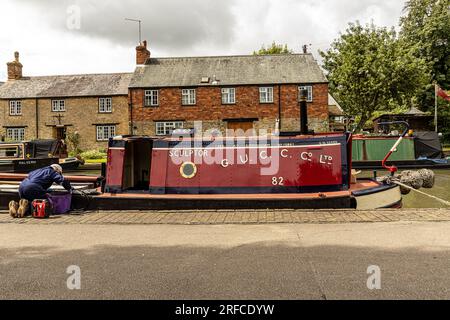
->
9, 164, 73, 218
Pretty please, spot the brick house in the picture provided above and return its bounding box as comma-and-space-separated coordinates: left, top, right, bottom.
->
0, 52, 132, 151
129, 42, 330, 136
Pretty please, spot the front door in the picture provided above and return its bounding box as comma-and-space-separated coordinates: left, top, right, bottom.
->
53, 126, 67, 141
227, 121, 255, 136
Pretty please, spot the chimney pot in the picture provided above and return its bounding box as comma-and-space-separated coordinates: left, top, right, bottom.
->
136, 40, 151, 65
7, 51, 23, 81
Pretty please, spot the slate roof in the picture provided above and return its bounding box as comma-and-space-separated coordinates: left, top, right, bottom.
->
130, 54, 328, 88
328, 94, 344, 116
404, 106, 428, 115
0, 73, 133, 99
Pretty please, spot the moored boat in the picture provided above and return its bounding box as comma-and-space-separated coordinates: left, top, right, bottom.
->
0, 139, 83, 173
0, 132, 403, 211
89, 131, 402, 210
352, 131, 450, 170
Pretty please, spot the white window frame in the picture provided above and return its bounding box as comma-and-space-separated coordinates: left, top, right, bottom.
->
9, 101, 22, 116
155, 121, 184, 136
259, 87, 274, 103
144, 90, 159, 107
96, 125, 116, 141
52, 100, 66, 112
99, 97, 112, 113
6, 127, 25, 141
181, 89, 196, 105
221, 88, 236, 104
299, 85, 313, 102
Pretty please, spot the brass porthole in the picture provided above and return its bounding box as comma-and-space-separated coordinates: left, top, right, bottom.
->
180, 162, 197, 179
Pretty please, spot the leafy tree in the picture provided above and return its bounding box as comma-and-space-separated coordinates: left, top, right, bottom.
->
320, 22, 429, 131
253, 42, 293, 55
400, 0, 450, 139
401, 0, 449, 87
66, 131, 82, 157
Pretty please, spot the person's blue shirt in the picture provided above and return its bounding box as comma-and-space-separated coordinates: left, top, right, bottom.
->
22, 166, 71, 191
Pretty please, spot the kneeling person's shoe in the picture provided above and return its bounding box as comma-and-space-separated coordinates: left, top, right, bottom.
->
9, 201, 19, 218
17, 199, 29, 218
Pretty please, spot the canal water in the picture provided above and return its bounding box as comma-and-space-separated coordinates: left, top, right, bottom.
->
400, 169, 450, 209
361, 169, 450, 209
68, 168, 450, 209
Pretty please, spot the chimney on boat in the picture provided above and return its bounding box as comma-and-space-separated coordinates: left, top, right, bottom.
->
136, 40, 150, 65
7, 51, 23, 81
299, 88, 309, 134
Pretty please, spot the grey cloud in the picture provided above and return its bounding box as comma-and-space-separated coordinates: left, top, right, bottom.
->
16, 0, 237, 52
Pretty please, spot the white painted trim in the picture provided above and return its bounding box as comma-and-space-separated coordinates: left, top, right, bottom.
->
153, 143, 342, 151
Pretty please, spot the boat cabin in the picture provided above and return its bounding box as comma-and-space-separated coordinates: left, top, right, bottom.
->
105, 133, 352, 195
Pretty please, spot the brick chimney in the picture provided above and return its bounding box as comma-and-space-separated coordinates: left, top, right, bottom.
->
7, 52, 23, 80
136, 40, 150, 65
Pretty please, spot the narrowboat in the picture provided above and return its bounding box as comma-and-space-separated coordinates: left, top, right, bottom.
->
0, 139, 82, 173
55, 125, 400, 211
352, 131, 450, 170
0, 131, 402, 211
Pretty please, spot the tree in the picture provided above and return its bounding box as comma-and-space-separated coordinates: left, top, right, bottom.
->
66, 131, 82, 156
400, 0, 450, 139
320, 22, 429, 131
400, 0, 449, 88
253, 42, 293, 55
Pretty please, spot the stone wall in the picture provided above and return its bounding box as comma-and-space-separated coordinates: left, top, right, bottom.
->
0, 96, 129, 151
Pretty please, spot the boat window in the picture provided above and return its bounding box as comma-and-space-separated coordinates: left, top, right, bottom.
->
0, 146, 21, 158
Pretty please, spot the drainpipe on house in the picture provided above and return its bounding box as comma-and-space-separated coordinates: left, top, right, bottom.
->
129, 94, 133, 135
278, 84, 282, 131
35, 98, 39, 139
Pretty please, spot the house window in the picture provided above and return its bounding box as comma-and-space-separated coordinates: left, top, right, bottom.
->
52, 100, 66, 112
9, 101, 22, 116
221, 88, 236, 104
155, 121, 184, 136
182, 89, 196, 105
144, 90, 159, 107
6, 127, 25, 141
99, 97, 112, 113
96, 125, 116, 141
298, 85, 313, 102
259, 87, 274, 103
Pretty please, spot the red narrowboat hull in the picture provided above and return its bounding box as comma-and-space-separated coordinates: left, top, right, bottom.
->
105, 134, 351, 195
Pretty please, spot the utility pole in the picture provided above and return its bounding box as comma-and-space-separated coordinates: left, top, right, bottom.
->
125, 18, 142, 44
434, 82, 438, 133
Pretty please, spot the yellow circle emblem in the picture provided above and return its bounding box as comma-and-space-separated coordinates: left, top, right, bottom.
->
180, 162, 197, 179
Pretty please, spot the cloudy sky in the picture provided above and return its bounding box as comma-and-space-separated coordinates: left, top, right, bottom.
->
0, 0, 407, 81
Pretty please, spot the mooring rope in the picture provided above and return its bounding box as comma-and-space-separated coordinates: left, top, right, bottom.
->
392, 180, 450, 207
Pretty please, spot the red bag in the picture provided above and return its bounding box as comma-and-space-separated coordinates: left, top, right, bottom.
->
32, 199, 53, 219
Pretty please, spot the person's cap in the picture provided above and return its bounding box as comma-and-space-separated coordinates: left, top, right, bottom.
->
50, 164, 63, 174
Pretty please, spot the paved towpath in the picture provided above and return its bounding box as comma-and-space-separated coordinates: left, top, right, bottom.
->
1, 208, 450, 225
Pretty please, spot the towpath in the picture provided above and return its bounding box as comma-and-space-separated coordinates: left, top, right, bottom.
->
2, 215, 450, 299
1, 208, 450, 225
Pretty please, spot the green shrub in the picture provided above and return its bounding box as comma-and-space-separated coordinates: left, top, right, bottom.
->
80, 149, 107, 160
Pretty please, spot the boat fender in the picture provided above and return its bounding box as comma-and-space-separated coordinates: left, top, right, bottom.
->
400, 171, 423, 190
380, 169, 435, 196
417, 169, 435, 189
